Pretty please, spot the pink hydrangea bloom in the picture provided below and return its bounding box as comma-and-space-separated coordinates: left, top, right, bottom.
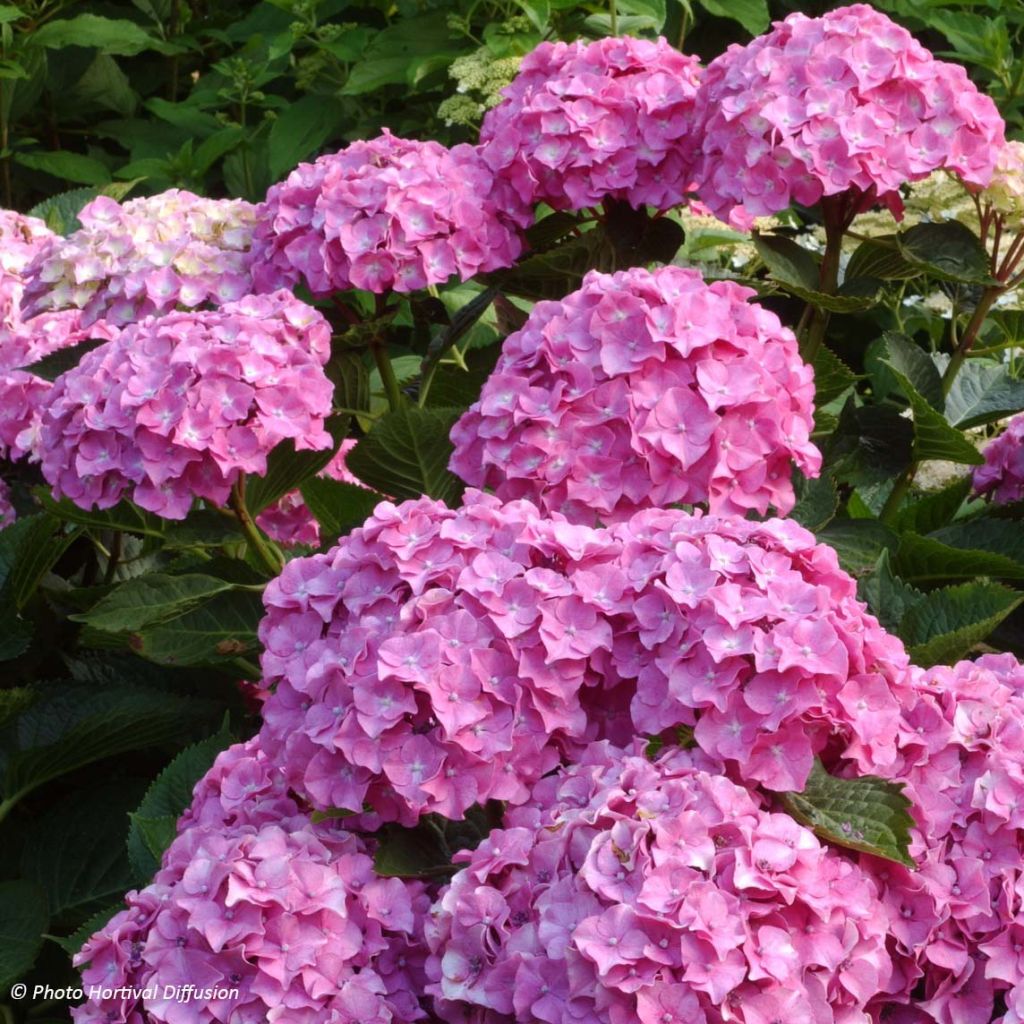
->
38, 291, 334, 519
251, 130, 528, 296
450, 266, 821, 522
480, 36, 702, 212
690, 4, 1006, 225
863, 655, 1024, 1022
0, 209, 55, 329
257, 492, 908, 828
973, 412, 1024, 504
22, 190, 266, 326
427, 742, 894, 1024
257, 439, 366, 548
74, 796, 432, 1024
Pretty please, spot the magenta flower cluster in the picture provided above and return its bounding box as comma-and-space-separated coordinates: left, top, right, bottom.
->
256, 439, 367, 548
860, 654, 1024, 1022
689, 3, 1005, 224
974, 413, 1024, 505
22, 191, 264, 326
252, 130, 528, 296
74, 741, 432, 1024
38, 291, 334, 519
450, 266, 821, 523
427, 742, 894, 1024
480, 36, 702, 213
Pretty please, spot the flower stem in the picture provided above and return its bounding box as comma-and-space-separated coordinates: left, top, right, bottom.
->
942, 286, 1001, 396
880, 464, 917, 524
800, 197, 847, 362
229, 478, 284, 576
609, 0, 618, 34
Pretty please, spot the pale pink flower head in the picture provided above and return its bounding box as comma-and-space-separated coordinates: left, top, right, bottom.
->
480, 36, 703, 212
973, 412, 1024, 504
22, 190, 268, 326
257, 439, 368, 548
450, 266, 820, 523
690, 4, 1006, 225
38, 290, 334, 519
0, 209, 55, 330
426, 742, 893, 1024
252, 130, 528, 295
866, 654, 1024, 1019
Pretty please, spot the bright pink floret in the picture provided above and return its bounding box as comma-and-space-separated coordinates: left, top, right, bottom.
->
690, 4, 1006, 225
449, 266, 821, 523
252, 130, 529, 296
427, 742, 894, 1024
480, 36, 702, 213
38, 291, 334, 519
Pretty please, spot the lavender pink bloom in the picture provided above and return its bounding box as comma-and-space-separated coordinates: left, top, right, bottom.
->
427, 742, 894, 1024
252, 130, 529, 296
38, 291, 334, 519
690, 4, 1006, 225
22, 190, 266, 326
480, 36, 702, 212
450, 266, 821, 523
973, 413, 1024, 505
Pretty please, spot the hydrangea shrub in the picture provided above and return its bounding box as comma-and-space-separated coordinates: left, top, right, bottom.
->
2, 5, 1024, 1024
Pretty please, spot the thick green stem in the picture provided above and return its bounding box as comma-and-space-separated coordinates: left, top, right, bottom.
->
230, 479, 284, 576
370, 332, 403, 411
942, 286, 1001, 396
880, 464, 917, 524
800, 199, 846, 362
609, 0, 618, 34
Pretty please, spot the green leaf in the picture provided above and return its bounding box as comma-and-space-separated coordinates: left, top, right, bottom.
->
845, 235, 921, 282
790, 472, 838, 532
21, 782, 144, 925
47, 902, 121, 957
373, 821, 457, 879
14, 150, 111, 186
879, 332, 944, 411
28, 186, 99, 233
34, 490, 165, 539
23, 336, 109, 381
299, 477, 383, 544
931, 516, 1024, 568
696, 0, 768, 34
812, 345, 861, 406
347, 406, 464, 504
132, 589, 264, 666
0, 683, 215, 803
901, 582, 1024, 666
267, 95, 343, 180
0, 6, 23, 26
894, 531, 1024, 585
125, 720, 233, 882
816, 519, 898, 577
891, 477, 971, 535
245, 417, 350, 516
3, 513, 83, 609
944, 361, 1024, 429
421, 287, 497, 384
0, 881, 48, 992
70, 573, 236, 632
897, 221, 994, 284
753, 232, 819, 290
30, 14, 168, 55
857, 549, 924, 632
0, 687, 33, 727
880, 358, 983, 465
778, 760, 915, 867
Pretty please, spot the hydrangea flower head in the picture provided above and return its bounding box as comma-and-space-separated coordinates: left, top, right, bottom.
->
479, 36, 702, 212
975, 139, 1024, 232
74, 802, 432, 1024
691, 4, 1005, 225
0, 209, 55, 329
427, 742, 894, 1024
252, 130, 528, 295
256, 439, 366, 548
973, 412, 1024, 504
22, 190, 266, 326
258, 493, 908, 829
38, 291, 334, 519
866, 655, 1024, 1021
450, 266, 820, 522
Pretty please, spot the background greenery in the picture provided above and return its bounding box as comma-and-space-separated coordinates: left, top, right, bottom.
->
1, 0, 1024, 1021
